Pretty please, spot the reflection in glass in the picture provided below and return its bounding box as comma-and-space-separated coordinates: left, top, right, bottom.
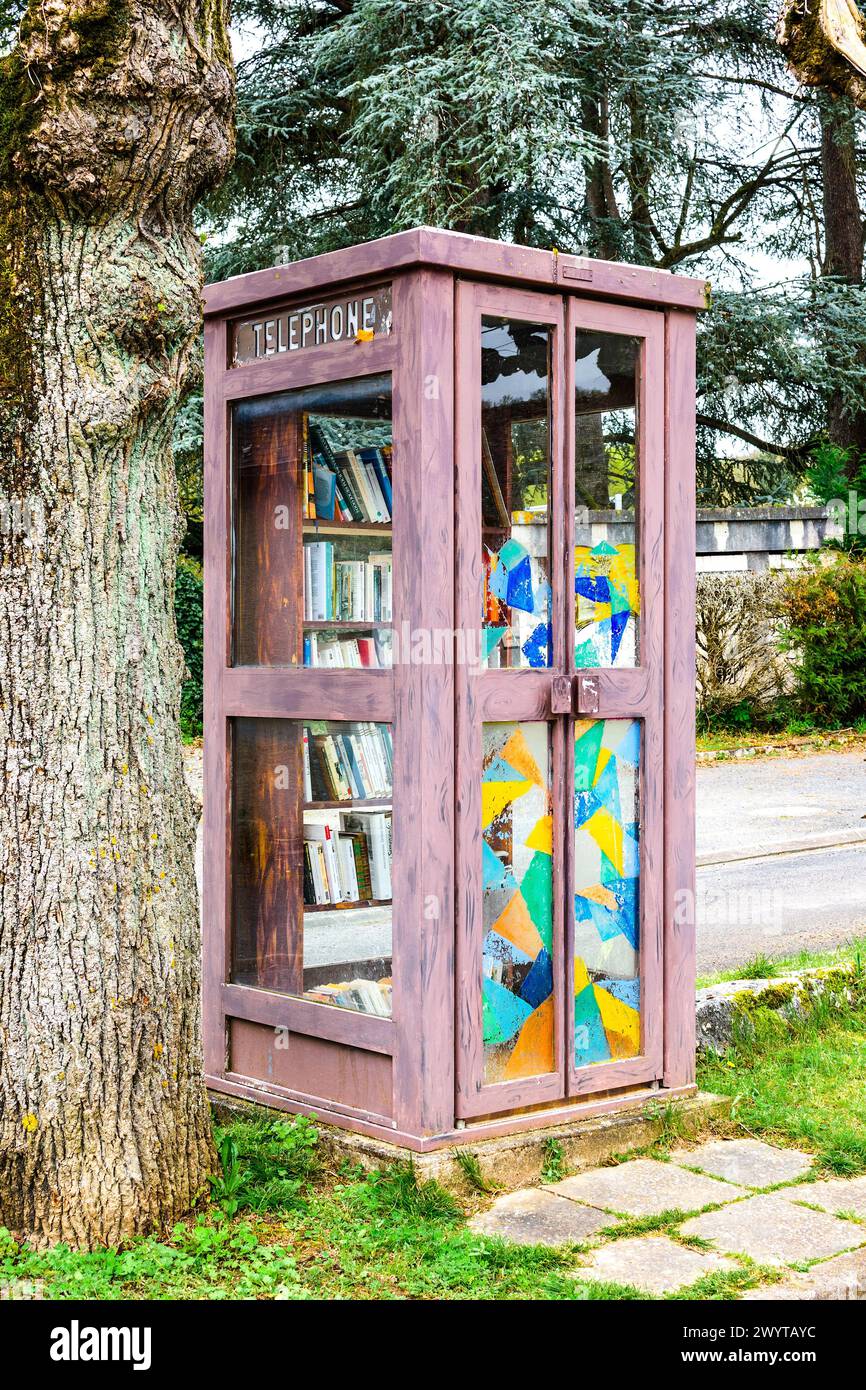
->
232, 374, 393, 669
232, 716, 393, 1016
573, 718, 640, 1066
480, 317, 552, 670
481, 721, 554, 1083
574, 334, 639, 668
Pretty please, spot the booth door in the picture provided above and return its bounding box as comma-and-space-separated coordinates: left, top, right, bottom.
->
455, 282, 665, 1119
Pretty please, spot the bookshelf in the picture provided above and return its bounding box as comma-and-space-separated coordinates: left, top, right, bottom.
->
204, 228, 700, 1148
229, 374, 395, 1017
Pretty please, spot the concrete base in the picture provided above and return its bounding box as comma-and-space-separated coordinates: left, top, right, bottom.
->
210, 1089, 732, 1196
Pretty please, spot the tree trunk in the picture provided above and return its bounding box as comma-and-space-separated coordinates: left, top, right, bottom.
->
0, 1, 234, 1249
819, 94, 866, 461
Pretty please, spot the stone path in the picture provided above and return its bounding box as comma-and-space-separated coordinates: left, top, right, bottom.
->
468, 1138, 866, 1299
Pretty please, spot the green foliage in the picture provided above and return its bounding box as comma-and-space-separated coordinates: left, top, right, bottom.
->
210, 1113, 320, 1214
209, 1133, 247, 1216
174, 391, 204, 562
175, 556, 203, 741
198, 1, 866, 505
540, 1137, 566, 1184
212, 0, 773, 274
805, 441, 866, 555
779, 556, 866, 724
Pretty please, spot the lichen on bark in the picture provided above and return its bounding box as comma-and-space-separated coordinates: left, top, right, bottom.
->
0, 1, 234, 1248
778, 0, 866, 108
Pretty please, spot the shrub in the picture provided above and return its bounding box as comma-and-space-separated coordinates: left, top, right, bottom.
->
779, 555, 866, 724
175, 557, 203, 740
696, 571, 792, 725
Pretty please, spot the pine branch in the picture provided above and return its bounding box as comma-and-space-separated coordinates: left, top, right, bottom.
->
697, 413, 811, 461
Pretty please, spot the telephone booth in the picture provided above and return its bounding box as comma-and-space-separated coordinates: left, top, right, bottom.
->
202, 228, 703, 1149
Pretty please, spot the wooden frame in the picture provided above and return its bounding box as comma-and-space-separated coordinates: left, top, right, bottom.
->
203, 227, 701, 1148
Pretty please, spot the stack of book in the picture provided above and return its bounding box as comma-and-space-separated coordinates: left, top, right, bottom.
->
304, 977, 392, 1016
304, 630, 392, 669
306, 422, 393, 524
302, 722, 393, 802
302, 811, 393, 905
303, 546, 393, 624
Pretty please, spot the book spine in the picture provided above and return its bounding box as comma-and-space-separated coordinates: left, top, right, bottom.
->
302, 727, 312, 801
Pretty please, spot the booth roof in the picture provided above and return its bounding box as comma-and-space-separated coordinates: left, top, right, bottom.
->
203, 225, 707, 321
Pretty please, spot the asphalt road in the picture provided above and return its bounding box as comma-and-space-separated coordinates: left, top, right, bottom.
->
696, 750, 866, 973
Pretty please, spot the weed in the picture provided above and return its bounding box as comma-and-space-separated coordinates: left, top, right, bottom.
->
454, 1148, 500, 1195
540, 1138, 566, 1184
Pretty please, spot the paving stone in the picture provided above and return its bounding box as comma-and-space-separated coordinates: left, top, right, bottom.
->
772, 1175, 866, 1219
468, 1188, 614, 1246
570, 1235, 738, 1296
681, 1193, 866, 1266
669, 1138, 812, 1189
547, 1158, 745, 1216
740, 1248, 866, 1301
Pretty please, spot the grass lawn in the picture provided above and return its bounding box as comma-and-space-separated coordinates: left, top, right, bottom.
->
2, 951, 864, 1300
698, 987, 866, 1177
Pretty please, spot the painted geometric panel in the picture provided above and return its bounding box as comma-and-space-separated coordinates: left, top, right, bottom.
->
573, 718, 641, 1067
575, 542, 639, 669
480, 314, 553, 671
483, 536, 552, 669
481, 721, 554, 1084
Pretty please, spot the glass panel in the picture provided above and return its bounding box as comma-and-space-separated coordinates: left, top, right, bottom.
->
573, 718, 640, 1066
232, 716, 393, 1016
232, 374, 393, 669
574, 334, 639, 668
481, 721, 554, 1083
481, 317, 552, 670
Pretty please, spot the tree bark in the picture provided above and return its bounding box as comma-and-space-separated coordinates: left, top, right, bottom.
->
780, 3, 866, 465
819, 94, 866, 458
0, 1, 234, 1249
779, 0, 866, 107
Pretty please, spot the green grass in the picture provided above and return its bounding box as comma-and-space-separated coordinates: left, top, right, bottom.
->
699, 994, 866, 1175
696, 936, 866, 989
2, 953, 865, 1299
0, 1130, 625, 1301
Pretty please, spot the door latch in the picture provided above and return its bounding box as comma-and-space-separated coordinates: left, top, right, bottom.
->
550, 674, 572, 715
575, 672, 600, 714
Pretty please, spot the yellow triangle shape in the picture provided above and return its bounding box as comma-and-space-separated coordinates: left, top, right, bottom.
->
594, 985, 640, 1058
482, 779, 531, 829
525, 814, 553, 855
574, 955, 590, 995
585, 807, 624, 875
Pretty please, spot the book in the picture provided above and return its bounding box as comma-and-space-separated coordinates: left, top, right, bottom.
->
304, 540, 334, 621
344, 810, 392, 899
348, 832, 373, 899
304, 977, 392, 1017
312, 458, 337, 521
302, 727, 313, 802
336, 449, 388, 523
358, 447, 393, 515
305, 823, 348, 902
302, 723, 393, 802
